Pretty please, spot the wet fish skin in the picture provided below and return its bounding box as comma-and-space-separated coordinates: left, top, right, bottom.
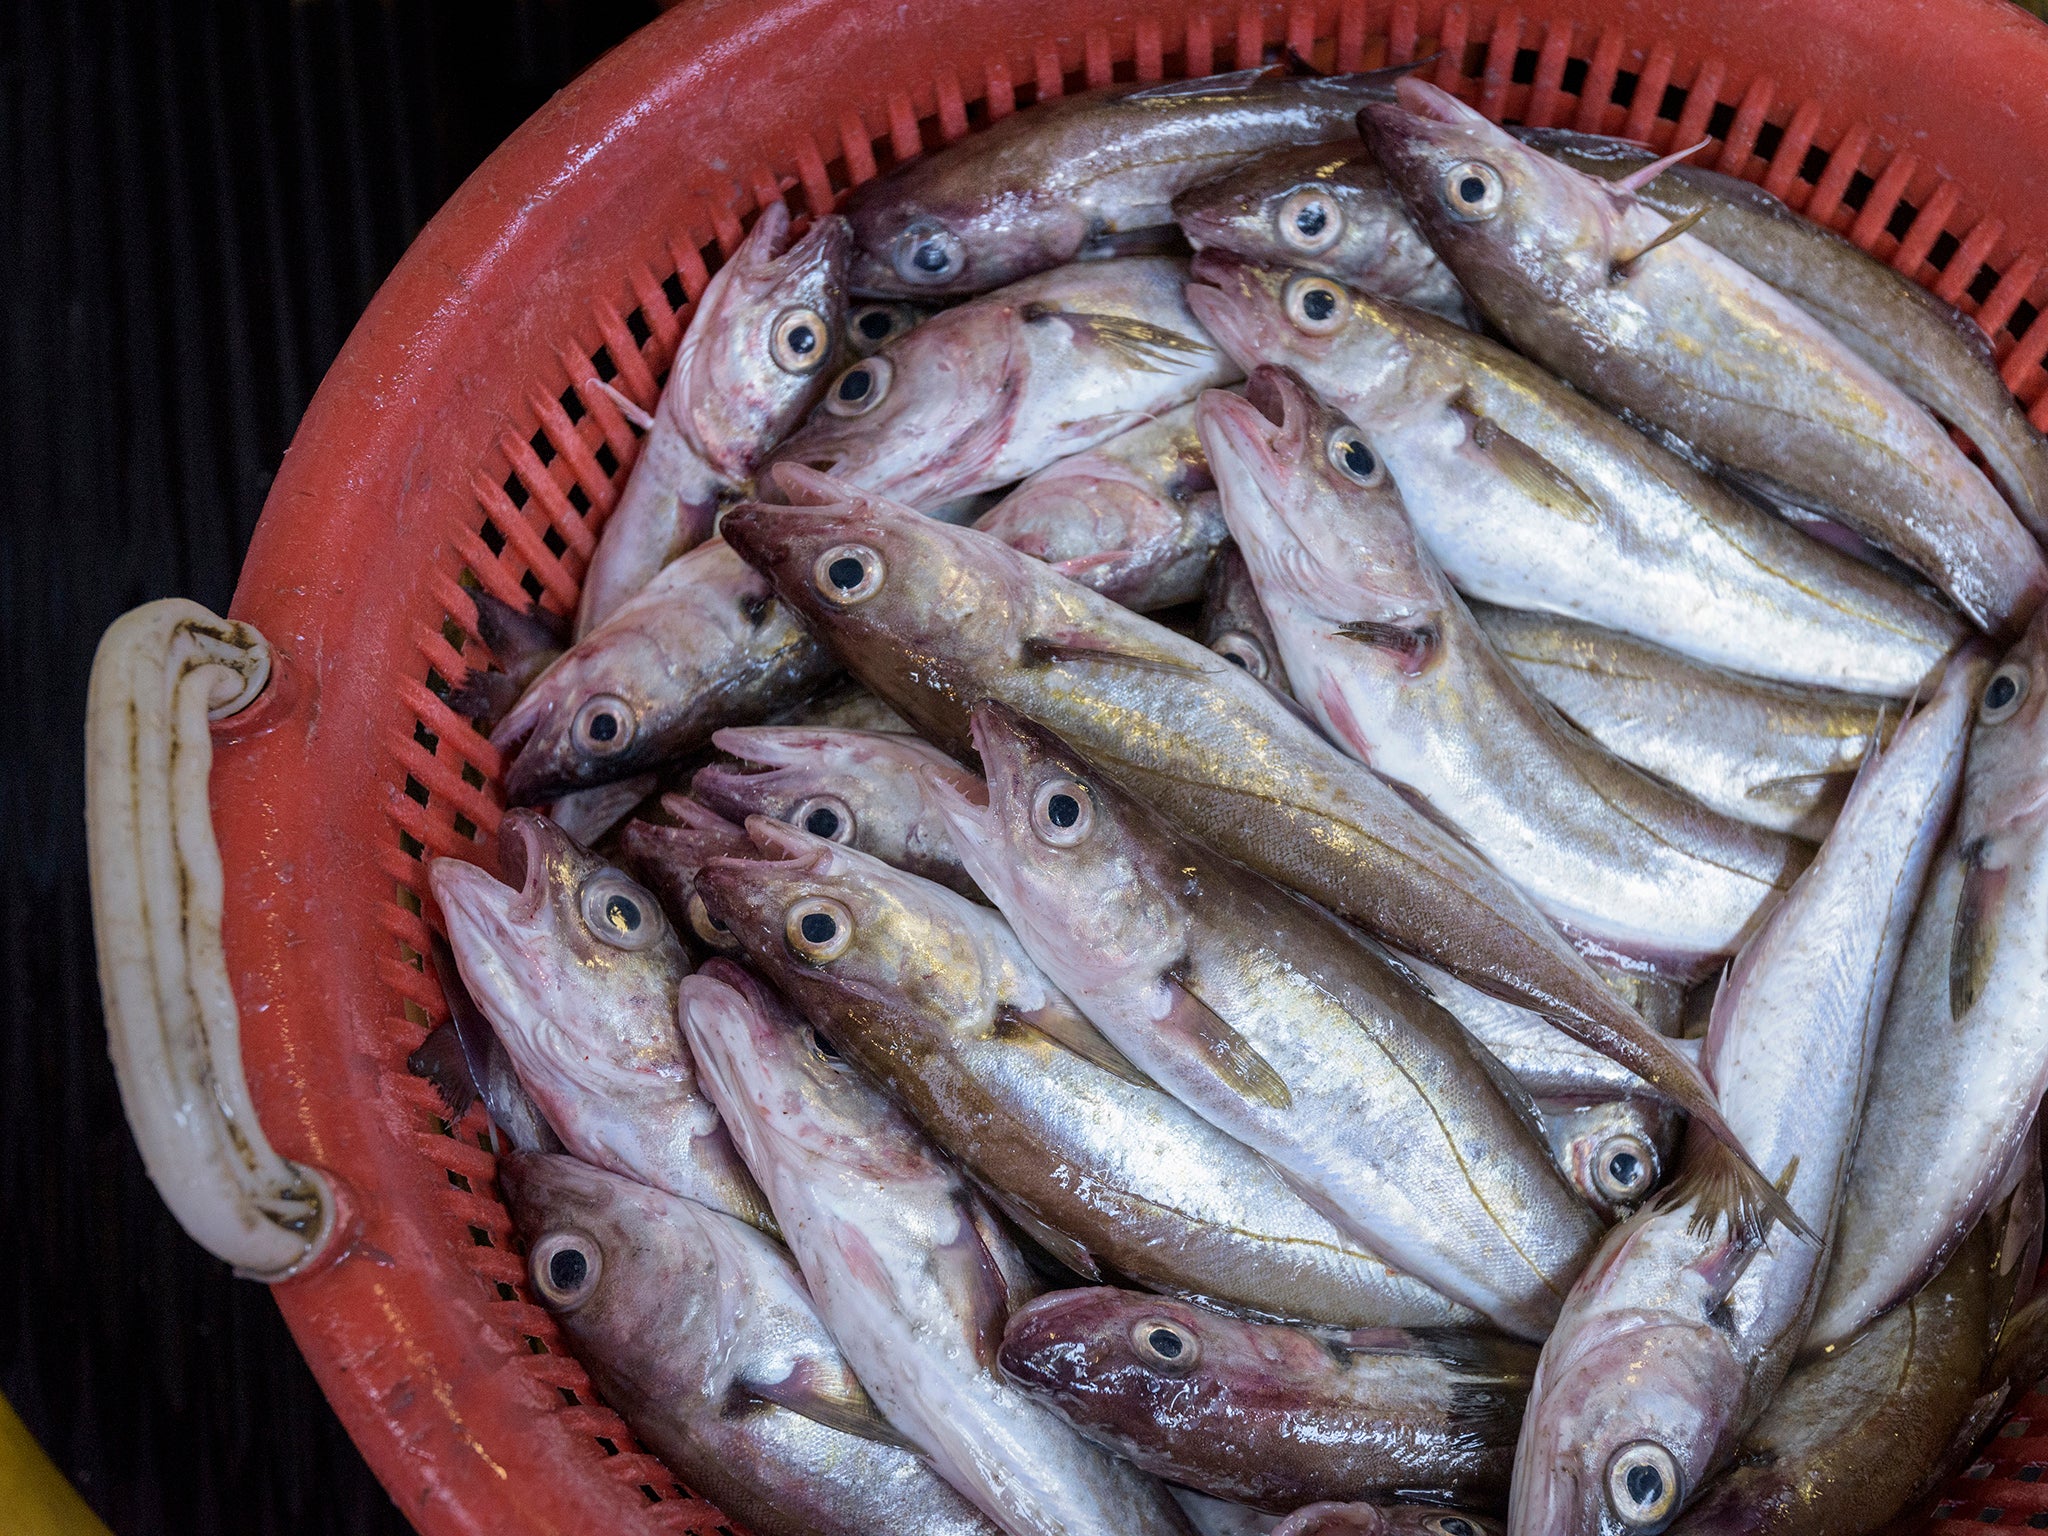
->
1173, 1489, 1281, 1536
840, 66, 1414, 297
720, 473, 1739, 1192
768, 258, 1239, 514
1524, 126, 2048, 548
579, 207, 850, 636
497, 538, 839, 805
933, 700, 1601, 1339
999, 1287, 1532, 1509
694, 819, 1477, 1328
1182, 251, 1964, 699
497, 1152, 1000, 1536
1172, 144, 1471, 325
679, 960, 1195, 1536
1278, 1506, 1501, 1536
1809, 606, 2048, 1349
1360, 81, 2048, 634
427, 809, 773, 1231
1200, 542, 1295, 700
1537, 1096, 1681, 1223
781, 681, 914, 733
1472, 602, 1891, 842
617, 794, 757, 958
1199, 370, 1810, 965
409, 932, 564, 1156
974, 401, 1227, 611
1507, 648, 1982, 1536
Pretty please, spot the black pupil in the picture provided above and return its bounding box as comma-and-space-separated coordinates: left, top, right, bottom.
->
1609, 1151, 1642, 1187
804, 806, 842, 837
858, 310, 893, 339
1443, 1523, 1475, 1536
1341, 439, 1375, 477
1046, 792, 1081, 829
1222, 650, 1248, 669
1988, 675, 2018, 710
1460, 174, 1488, 204
1147, 1327, 1183, 1359
1626, 1464, 1664, 1507
801, 911, 838, 945
1294, 203, 1328, 236
605, 894, 641, 933
1302, 287, 1336, 321
838, 369, 873, 402
548, 1247, 588, 1291
827, 556, 866, 591
787, 323, 817, 355
913, 240, 950, 273
812, 1030, 842, 1061
587, 711, 619, 743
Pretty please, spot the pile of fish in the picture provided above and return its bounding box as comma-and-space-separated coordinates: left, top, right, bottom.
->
413, 60, 2048, 1536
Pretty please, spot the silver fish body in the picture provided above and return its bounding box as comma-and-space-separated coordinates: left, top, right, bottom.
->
694, 820, 1476, 1328
497, 1153, 999, 1536
1472, 603, 1892, 841
1183, 254, 1963, 698
680, 960, 1194, 1536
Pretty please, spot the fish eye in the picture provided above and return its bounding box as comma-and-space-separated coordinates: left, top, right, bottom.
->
786, 895, 854, 963
824, 356, 893, 417
1444, 160, 1504, 221
894, 220, 964, 286
570, 694, 638, 758
1283, 275, 1347, 336
578, 871, 665, 951
1423, 1519, 1487, 1536
1129, 1316, 1200, 1373
1592, 1132, 1657, 1204
531, 1231, 602, 1310
1981, 662, 2029, 724
1031, 778, 1094, 847
792, 794, 856, 844
1277, 187, 1343, 254
770, 306, 830, 374
1606, 1440, 1680, 1529
848, 303, 911, 353
686, 892, 741, 951
812, 543, 885, 606
1210, 631, 1272, 680
1326, 425, 1384, 486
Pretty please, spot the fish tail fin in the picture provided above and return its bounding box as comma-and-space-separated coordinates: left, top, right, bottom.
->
445, 667, 523, 731
1661, 1125, 1812, 1250
406, 1018, 479, 1121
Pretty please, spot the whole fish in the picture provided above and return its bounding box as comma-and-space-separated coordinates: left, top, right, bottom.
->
1360, 80, 2048, 634
930, 701, 1600, 1338
497, 1152, 1000, 1536
1808, 607, 2048, 1349
1507, 649, 1980, 1536
1279, 1508, 1500, 1536
974, 401, 1226, 611
578, 205, 850, 635
767, 258, 1239, 512
1525, 126, 2048, 548
999, 1287, 1532, 1508
1199, 370, 1810, 966
1667, 1221, 1993, 1536
1538, 1097, 1680, 1222
695, 818, 1476, 1328
721, 470, 1762, 1214
839, 66, 1414, 296
427, 808, 773, 1230
845, 299, 927, 358
496, 538, 837, 804
1200, 542, 1294, 698
1472, 602, 1892, 841
1183, 252, 1963, 698
678, 960, 1195, 1536
617, 794, 755, 957
1172, 144, 1471, 324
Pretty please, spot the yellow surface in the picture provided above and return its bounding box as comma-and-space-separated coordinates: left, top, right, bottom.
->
0, 1392, 112, 1536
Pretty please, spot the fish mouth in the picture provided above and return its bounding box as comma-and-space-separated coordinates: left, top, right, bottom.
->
692, 817, 836, 941
781, 211, 852, 273
1184, 251, 1273, 372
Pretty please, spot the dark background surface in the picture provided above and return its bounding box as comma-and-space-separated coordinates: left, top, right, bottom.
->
0, 2, 655, 1530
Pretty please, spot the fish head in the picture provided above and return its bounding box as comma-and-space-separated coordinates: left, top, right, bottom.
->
1358, 79, 1620, 305
1173, 144, 1403, 274
844, 299, 929, 357
617, 795, 756, 957
1185, 250, 1413, 414
1541, 1098, 1673, 1223
671, 205, 853, 479
428, 810, 686, 1103
1375, 1512, 1500, 1536
692, 725, 954, 851
1960, 603, 2048, 846
998, 1288, 1237, 1424
841, 167, 1089, 297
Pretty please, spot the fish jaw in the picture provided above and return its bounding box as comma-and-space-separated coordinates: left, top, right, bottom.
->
841, 176, 1091, 298
1186, 252, 1414, 418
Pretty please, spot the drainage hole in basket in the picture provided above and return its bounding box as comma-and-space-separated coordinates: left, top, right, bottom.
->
558, 1386, 580, 1407
530, 428, 557, 468
469, 1224, 493, 1248
639, 1485, 662, 1504
596, 1436, 619, 1457
446, 1169, 472, 1193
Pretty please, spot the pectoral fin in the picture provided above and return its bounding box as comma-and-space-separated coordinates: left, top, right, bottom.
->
1334, 618, 1440, 674
1023, 628, 1210, 677
740, 1364, 918, 1451
973, 1179, 1103, 1282
1160, 966, 1293, 1110
1612, 203, 1710, 278
1457, 405, 1604, 526
1953, 839, 2007, 1020
998, 999, 1159, 1090
1018, 304, 1212, 373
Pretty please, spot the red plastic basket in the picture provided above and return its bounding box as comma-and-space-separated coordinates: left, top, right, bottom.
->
208, 1, 2048, 1530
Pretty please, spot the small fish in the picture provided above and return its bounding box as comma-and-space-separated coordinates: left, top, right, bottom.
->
428, 809, 773, 1231
691, 726, 985, 897
1173, 144, 1471, 324
679, 960, 1196, 1536
497, 1152, 1000, 1536
617, 794, 756, 957
1360, 80, 2048, 635
766, 258, 1239, 512
695, 818, 1477, 1328
931, 701, 1600, 1338
1472, 603, 1893, 841
1200, 542, 1295, 698
495, 538, 838, 804
1537, 1096, 1681, 1223
845, 300, 928, 358
1808, 607, 2048, 1350
974, 401, 1227, 611
1279, 1508, 1500, 1536
578, 205, 850, 635
999, 1287, 1532, 1509
840, 65, 1416, 296
1199, 370, 1811, 967
1183, 253, 1963, 699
